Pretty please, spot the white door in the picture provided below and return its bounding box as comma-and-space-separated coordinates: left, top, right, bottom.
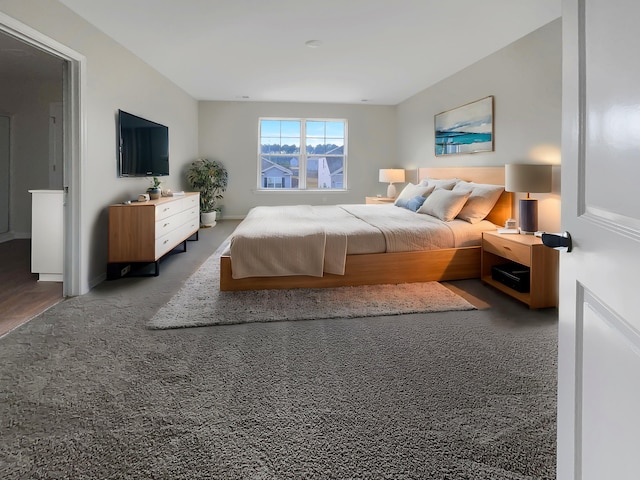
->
558, 0, 640, 478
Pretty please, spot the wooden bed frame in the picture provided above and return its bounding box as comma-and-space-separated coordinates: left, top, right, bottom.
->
220, 167, 512, 291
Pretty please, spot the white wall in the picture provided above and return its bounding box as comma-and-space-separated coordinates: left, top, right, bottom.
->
198, 101, 396, 217
397, 19, 562, 232
1, 0, 199, 291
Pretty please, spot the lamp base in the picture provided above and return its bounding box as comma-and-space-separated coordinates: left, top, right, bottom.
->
519, 198, 538, 234
387, 183, 397, 198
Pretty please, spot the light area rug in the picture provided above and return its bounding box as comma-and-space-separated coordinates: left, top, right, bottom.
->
148, 240, 476, 329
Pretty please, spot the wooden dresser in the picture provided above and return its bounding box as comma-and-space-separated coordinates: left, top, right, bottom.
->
108, 193, 199, 277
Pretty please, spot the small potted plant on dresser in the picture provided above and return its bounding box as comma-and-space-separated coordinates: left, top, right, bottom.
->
186, 158, 228, 227
147, 176, 162, 199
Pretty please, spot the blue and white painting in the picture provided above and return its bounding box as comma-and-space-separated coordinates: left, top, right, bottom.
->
435, 96, 494, 156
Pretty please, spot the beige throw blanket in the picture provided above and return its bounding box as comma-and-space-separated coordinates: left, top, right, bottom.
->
229, 205, 347, 279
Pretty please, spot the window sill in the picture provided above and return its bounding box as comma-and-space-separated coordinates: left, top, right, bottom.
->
253, 189, 349, 194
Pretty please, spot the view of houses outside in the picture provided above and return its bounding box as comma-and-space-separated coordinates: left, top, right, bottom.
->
259, 118, 346, 190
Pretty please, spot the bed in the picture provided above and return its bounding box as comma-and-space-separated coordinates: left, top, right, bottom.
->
220, 167, 512, 291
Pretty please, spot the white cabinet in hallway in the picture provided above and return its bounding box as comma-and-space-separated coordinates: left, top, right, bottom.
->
29, 190, 64, 282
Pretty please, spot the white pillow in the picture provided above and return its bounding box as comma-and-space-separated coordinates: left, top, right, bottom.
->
418, 177, 459, 190
453, 181, 504, 224
417, 189, 471, 221
394, 183, 435, 206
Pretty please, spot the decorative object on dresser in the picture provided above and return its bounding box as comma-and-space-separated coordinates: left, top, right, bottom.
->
186, 158, 228, 227
481, 230, 558, 308
378, 168, 405, 198
435, 96, 494, 156
146, 176, 162, 199
505, 164, 552, 234
107, 193, 199, 278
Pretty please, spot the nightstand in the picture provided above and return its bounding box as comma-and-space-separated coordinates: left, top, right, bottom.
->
481, 230, 558, 308
365, 196, 395, 204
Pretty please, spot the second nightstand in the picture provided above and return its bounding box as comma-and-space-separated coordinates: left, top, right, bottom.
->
365, 196, 395, 204
481, 230, 558, 309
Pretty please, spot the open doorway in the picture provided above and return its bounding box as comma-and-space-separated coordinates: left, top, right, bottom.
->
0, 14, 84, 335
0, 31, 65, 335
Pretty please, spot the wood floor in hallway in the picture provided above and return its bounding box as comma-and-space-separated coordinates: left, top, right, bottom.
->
0, 239, 63, 337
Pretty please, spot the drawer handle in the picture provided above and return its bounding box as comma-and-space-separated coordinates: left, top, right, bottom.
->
163, 223, 169, 227
503, 246, 512, 251
163, 207, 169, 212
163, 239, 169, 245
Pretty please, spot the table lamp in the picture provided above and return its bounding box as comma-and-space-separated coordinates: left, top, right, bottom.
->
379, 169, 405, 198
505, 164, 552, 234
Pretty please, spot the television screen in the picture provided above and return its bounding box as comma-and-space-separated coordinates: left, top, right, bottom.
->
118, 110, 169, 177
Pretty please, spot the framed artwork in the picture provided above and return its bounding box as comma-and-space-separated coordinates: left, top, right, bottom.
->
435, 95, 494, 156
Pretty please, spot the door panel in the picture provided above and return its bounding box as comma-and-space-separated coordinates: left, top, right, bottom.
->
581, 289, 640, 479
583, 0, 640, 222
559, 0, 640, 478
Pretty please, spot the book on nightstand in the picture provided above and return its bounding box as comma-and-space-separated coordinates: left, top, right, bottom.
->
497, 228, 519, 234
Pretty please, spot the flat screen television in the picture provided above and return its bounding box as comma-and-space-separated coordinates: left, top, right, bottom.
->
118, 109, 169, 177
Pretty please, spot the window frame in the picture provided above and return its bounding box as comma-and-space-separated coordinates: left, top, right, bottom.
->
257, 117, 348, 191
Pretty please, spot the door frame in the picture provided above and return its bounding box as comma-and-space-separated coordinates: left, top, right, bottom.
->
0, 13, 86, 296
0, 114, 9, 238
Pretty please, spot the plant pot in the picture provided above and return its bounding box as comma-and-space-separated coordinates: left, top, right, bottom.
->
148, 187, 161, 200
200, 210, 217, 227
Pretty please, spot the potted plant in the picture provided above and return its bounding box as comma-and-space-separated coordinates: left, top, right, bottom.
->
147, 176, 162, 199
186, 158, 228, 227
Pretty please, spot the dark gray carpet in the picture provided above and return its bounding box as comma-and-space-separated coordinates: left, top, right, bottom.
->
0, 223, 557, 479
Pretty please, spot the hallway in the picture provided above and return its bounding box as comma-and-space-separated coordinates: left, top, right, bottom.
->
0, 239, 62, 337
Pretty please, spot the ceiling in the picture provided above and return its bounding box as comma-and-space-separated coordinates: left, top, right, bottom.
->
9, 1, 561, 105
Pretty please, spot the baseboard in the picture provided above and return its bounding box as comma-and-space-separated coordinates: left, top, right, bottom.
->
90, 272, 107, 290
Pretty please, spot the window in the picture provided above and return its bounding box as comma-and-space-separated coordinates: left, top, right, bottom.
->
259, 118, 347, 190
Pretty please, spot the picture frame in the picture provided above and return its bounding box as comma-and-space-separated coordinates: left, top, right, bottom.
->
435, 95, 494, 156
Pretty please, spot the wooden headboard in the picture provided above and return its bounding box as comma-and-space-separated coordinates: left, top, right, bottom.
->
417, 166, 512, 227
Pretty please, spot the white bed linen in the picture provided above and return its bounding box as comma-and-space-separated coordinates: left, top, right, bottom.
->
341, 204, 496, 250
229, 204, 496, 279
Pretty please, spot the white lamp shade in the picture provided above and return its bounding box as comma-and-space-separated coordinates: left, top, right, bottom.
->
379, 168, 405, 184
505, 164, 552, 193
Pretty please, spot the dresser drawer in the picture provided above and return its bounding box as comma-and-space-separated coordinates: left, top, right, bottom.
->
482, 235, 531, 266
155, 219, 199, 258
155, 195, 198, 221
154, 206, 199, 239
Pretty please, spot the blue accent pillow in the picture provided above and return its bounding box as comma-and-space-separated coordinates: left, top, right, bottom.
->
405, 195, 427, 212
394, 197, 409, 208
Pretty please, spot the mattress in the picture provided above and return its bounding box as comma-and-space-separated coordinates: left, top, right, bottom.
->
228, 203, 496, 279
